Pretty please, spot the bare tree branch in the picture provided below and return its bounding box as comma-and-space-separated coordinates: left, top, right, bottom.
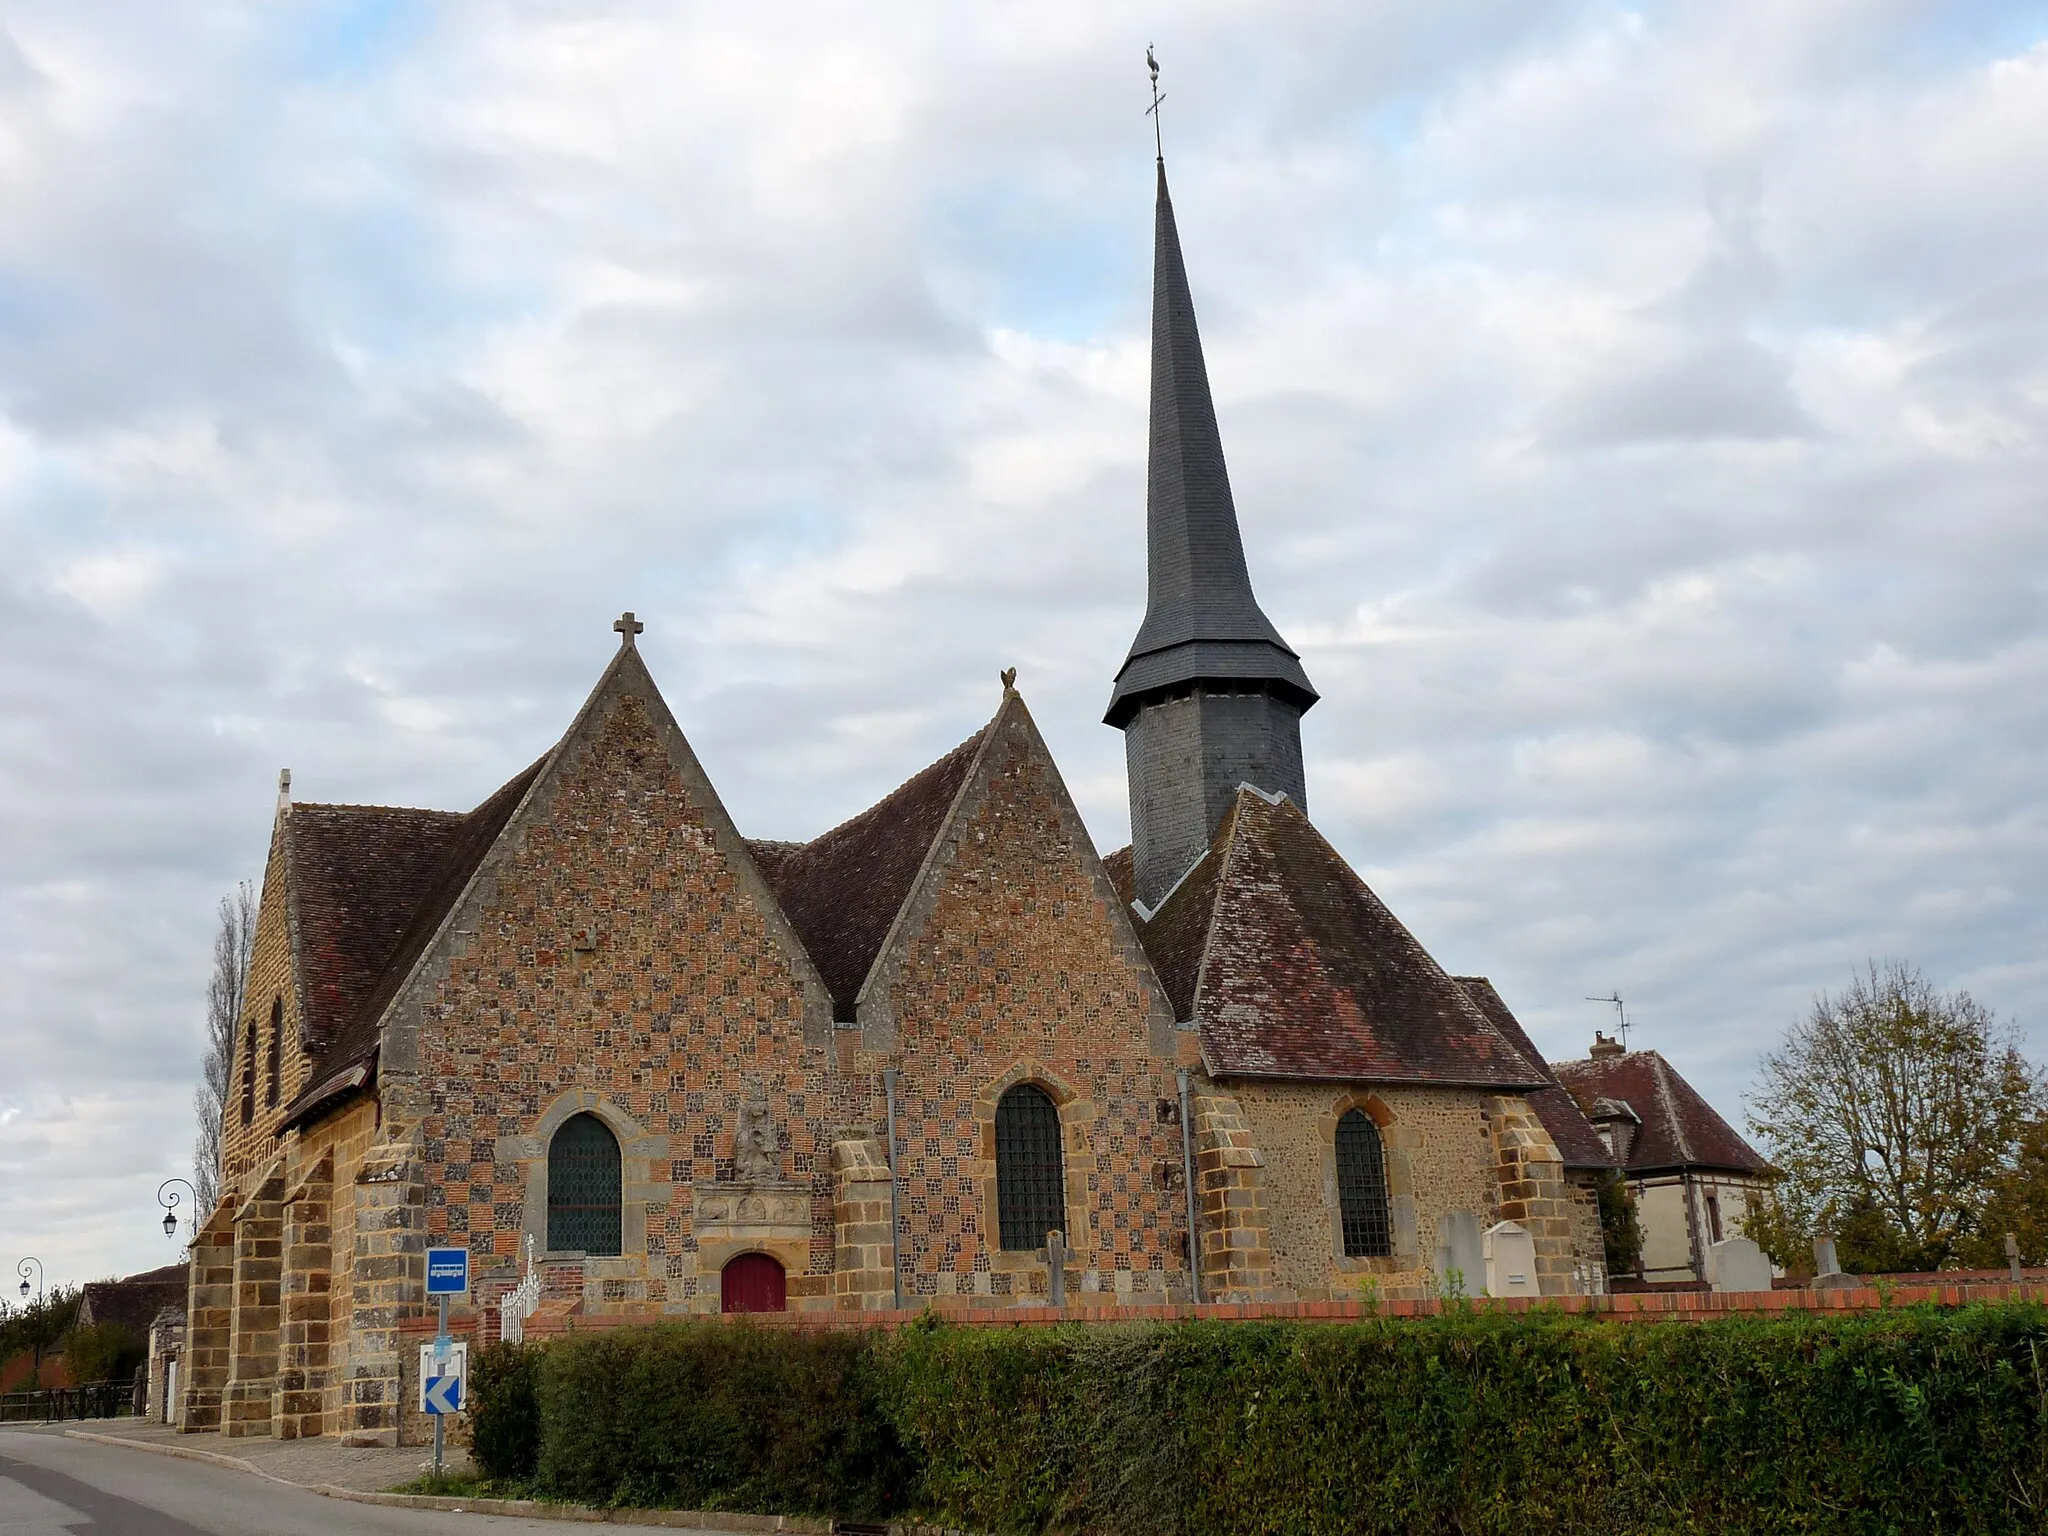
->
193, 881, 256, 1214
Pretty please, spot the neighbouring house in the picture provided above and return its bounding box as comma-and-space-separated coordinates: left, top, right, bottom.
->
180, 155, 1609, 1446
77, 1263, 189, 1339
1554, 1034, 1773, 1285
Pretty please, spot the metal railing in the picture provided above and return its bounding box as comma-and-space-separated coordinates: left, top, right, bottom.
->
0, 1380, 136, 1424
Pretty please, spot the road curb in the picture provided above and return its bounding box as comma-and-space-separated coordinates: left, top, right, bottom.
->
60, 1428, 836, 1530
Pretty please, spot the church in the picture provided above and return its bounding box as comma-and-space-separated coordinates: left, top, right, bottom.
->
179, 158, 1613, 1445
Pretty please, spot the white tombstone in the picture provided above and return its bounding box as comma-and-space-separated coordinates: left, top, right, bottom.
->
1483, 1220, 1540, 1298
1709, 1236, 1773, 1294
1433, 1210, 1486, 1299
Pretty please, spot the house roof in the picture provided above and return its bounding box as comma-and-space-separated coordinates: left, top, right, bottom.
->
1134, 789, 1545, 1089
1105, 160, 1314, 727
1552, 1049, 1769, 1176
76, 1263, 187, 1337
748, 728, 986, 1018
1454, 977, 1616, 1171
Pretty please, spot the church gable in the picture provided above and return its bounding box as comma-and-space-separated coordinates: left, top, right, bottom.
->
857, 687, 1172, 1057
387, 632, 841, 1282
849, 687, 1187, 1299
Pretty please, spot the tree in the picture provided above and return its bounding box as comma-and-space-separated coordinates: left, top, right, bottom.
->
1956, 1118, 2048, 1270
0, 1286, 80, 1380
1747, 961, 2040, 1273
194, 882, 257, 1215
1595, 1170, 1644, 1279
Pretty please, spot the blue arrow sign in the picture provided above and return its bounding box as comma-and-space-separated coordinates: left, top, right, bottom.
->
424, 1374, 462, 1415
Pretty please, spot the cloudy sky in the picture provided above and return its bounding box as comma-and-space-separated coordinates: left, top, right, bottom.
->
2, 0, 2044, 1287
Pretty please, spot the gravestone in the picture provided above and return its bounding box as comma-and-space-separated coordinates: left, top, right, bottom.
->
1433, 1210, 1485, 1299
1482, 1220, 1540, 1298
1810, 1227, 1860, 1292
1709, 1236, 1773, 1294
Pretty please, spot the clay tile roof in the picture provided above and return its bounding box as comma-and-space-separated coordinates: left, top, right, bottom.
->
1138, 789, 1545, 1088
76, 1263, 188, 1336
750, 729, 986, 1018
1551, 1049, 1768, 1176
283, 755, 547, 1125
1102, 845, 1136, 907
1454, 977, 1616, 1171
288, 804, 469, 1049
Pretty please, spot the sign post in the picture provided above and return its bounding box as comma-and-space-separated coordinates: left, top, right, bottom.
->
423, 1246, 469, 1480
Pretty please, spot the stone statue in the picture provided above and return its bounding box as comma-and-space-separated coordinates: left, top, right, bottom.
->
734, 1093, 779, 1184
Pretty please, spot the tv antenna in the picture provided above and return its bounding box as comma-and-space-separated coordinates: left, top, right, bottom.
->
1145, 45, 1166, 159
1587, 992, 1632, 1050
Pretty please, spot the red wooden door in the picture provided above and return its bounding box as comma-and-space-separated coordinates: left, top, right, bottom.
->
720, 1252, 787, 1313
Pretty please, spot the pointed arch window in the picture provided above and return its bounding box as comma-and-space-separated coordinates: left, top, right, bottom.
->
1336, 1110, 1392, 1258
995, 1084, 1065, 1252
264, 996, 283, 1108
548, 1113, 622, 1255
239, 1007, 258, 1126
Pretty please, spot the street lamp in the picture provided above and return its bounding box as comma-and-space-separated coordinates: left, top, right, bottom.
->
16, 1256, 42, 1300
156, 1179, 199, 1241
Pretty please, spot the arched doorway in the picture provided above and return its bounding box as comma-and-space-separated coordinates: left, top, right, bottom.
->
720, 1252, 787, 1314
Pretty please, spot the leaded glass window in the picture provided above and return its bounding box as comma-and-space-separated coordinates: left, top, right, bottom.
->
995, 1084, 1065, 1252
548, 1113, 622, 1255
1336, 1110, 1392, 1258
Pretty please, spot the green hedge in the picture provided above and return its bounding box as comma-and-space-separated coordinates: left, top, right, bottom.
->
471, 1303, 2048, 1533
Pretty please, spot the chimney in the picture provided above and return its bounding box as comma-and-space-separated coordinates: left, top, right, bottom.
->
1590, 1030, 1624, 1060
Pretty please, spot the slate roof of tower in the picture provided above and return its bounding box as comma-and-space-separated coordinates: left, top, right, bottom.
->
1552, 1049, 1769, 1176
749, 728, 987, 1019
1454, 976, 1616, 1171
1132, 788, 1544, 1088
281, 755, 547, 1123
1105, 161, 1315, 726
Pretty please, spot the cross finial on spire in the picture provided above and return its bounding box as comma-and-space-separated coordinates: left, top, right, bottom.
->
1145, 45, 1165, 161
614, 611, 644, 646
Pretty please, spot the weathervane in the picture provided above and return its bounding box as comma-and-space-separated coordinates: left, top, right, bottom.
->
1588, 992, 1632, 1050
1146, 45, 1165, 159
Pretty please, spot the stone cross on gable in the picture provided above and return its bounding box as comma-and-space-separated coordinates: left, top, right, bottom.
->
614, 611, 644, 646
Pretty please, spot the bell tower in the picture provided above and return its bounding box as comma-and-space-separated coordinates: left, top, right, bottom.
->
1107, 159, 1317, 912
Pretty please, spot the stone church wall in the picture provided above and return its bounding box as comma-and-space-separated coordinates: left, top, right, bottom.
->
221, 808, 313, 1191
399, 688, 849, 1316
861, 704, 1195, 1305
1229, 1082, 1502, 1301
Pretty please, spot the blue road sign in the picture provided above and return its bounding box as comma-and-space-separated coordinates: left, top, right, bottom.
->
424, 1374, 462, 1415
426, 1246, 469, 1295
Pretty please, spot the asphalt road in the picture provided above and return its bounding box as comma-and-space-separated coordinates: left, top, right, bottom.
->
0, 1430, 735, 1535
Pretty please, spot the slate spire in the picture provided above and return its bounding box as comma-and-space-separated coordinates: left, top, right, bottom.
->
1111, 157, 1318, 911
1105, 160, 1317, 728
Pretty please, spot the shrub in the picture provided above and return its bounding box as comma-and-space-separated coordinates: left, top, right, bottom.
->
61, 1321, 144, 1387
532, 1321, 909, 1517
469, 1341, 541, 1482
469, 1303, 2048, 1534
